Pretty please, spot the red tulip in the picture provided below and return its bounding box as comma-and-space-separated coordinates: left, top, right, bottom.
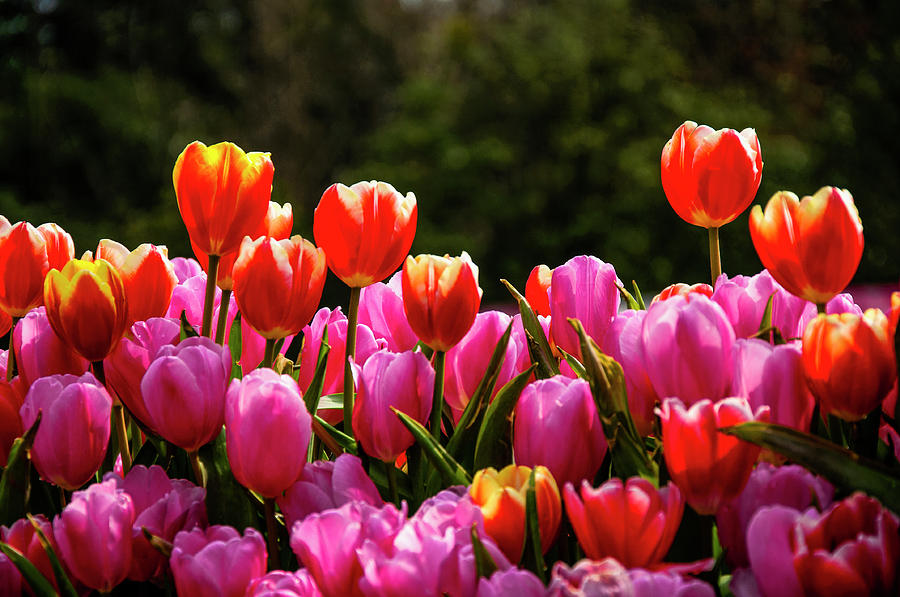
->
0, 221, 51, 318
36, 223, 75, 271
313, 180, 417, 288
173, 140, 273, 257
0, 379, 24, 467
749, 187, 863, 305
95, 240, 178, 328
661, 121, 762, 228
525, 264, 552, 317
232, 235, 327, 340
652, 282, 713, 303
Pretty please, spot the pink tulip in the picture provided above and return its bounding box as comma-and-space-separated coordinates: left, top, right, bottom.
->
731, 339, 815, 433
549, 255, 621, 359
165, 271, 238, 336
358, 272, 418, 352
513, 375, 608, 488
1, 514, 63, 593
170, 526, 267, 597
628, 569, 716, 597
141, 336, 231, 452
548, 558, 633, 596
226, 369, 311, 497
641, 294, 736, 405
794, 291, 863, 338
0, 552, 20, 596
600, 309, 658, 436
477, 569, 546, 597
19, 372, 111, 490
53, 479, 135, 592
712, 271, 781, 338
352, 349, 434, 462
246, 570, 322, 597
12, 306, 89, 389
715, 462, 833, 568
277, 454, 383, 530
171, 256, 203, 283
104, 317, 181, 431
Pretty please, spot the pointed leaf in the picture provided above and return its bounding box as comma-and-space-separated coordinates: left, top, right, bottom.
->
0, 542, 56, 597
393, 408, 470, 486
304, 327, 330, 416
471, 525, 499, 580
631, 280, 646, 311
28, 514, 78, 597
617, 282, 641, 311
473, 365, 536, 471
557, 347, 587, 380
521, 468, 547, 582
501, 279, 558, 379
313, 415, 356, 455
0, 413, 40, 525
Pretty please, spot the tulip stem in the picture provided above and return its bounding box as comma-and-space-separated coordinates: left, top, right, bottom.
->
430, 350, 446, 441
707, 226, 722, 285
214, 289, 232, 345
385, 459, 400, 506
188, 450, 206, 488
5, 316, 19, 382
816, 302, 827, 315
94, 359, 133, 474
262, 338, 277, 369
201, 254, 221, 338
58, 486, 67, 508
343, 286, 361, 434
264, 497, 279, 570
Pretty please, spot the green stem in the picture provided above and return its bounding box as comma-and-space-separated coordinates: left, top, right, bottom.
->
59, 486, 67, 508
262, 338, 278, 369
5, 316, 18, 382
385, 459, 399, 506
201, 254, 221, 338
707, 226, 722, 285
343, 286, 361, 434
94, 360, 132, 473
816, 302, 827, 315
214, 288, 232, 345
264, 497, 279, 570
430, 350, 446, 441
188, 450, 206, 488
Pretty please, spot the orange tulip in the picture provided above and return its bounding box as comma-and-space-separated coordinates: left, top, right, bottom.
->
173, 141, 274, 257
525, 264, 552, 317
43, 259, 129, 362
401, 252, 481, 352
802, 309, 895, 421
469, 464, 562, 562
750, 187, 864, 305
95, 240, 178, 328
0, 221, 51, 317
313, 180, 417, 288
661, 121, 762, 228
232, 235, 327, 340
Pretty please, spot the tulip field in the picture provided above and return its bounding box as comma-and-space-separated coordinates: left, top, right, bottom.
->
1, 122, 899, 596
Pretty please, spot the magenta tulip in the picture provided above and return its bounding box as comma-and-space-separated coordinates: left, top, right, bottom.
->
12, 306, 88, 388
19, 372, 111, 490
628, 569, 716, 597
246, 570, 322, 597
549, 255, 621, 359
165, 271, 238, 336
513, 375, 608, 488
171, 256, 203, 283
53, 479, 135, 592
600, 309, 658, 436
358, 272, 418, 353
641, 294, 735, 405
226, 369, 311, 497
477, 569, 546, 597
0, 552, 20, 596
170, 526, 267, 597
141, 336, 232, 452
1, 514, 63, 593
711, 271, 781, 338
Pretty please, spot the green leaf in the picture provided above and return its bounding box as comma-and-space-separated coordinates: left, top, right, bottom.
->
304, 326, 330, 417
0, 542, 57, 597
557, 347, 587, 380
473, 365, 536, 471
0, 413, 40, 526
616, 281, 641, 311
228, 312, 243, 379
721, 422, 900, 513
313, 415, 358, 454
179, 310, 199, 339
501, 279, 558, 379
521, 468, 547, 582
28, 514, 78, 597
631, 280, 646, 310
393, 408, 470, 486
470, 526, 499, 580
316, 393, 344, 412
197, 430, 258, 529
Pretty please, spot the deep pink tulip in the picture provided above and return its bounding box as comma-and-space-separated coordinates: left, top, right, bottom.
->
712, 271, 781, 338
715, 462, 833, 568
513, 376, 608, 488
731, 339, 815, 433
13, 306, 89, 389
601, 309, 658, 436
277, 454, 383, 530
477, 569, 546, 597
141, 336, 231, 452
358, 272, 418, 353
641, 294, 736, 405
246, 570, 322, 597
628, 569, 716, 597
165, 271, 238, 336
657, 397, 769, 515
0, 552, 20, 596
549, 255, 621, 360
563, 477, 684, 568
1, 514, 63, 593
19, 372, 111, 490
352, 349, 434, 462
226, 369, 311, 497
170, 526, 267, 597
53, 479, 135, 592
104, 317, 181, 431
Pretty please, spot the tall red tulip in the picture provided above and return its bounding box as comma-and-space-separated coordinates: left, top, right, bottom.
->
314, 180, 417, 288
750, 187, 863, 305
0, 221, 51, 318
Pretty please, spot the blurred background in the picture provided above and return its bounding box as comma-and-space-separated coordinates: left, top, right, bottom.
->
1, 0, 898, 304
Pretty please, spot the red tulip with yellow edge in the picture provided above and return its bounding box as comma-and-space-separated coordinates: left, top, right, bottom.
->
94, 240, 178, 328
801, 309, 896, 422
750, 187, 863, 306
0, 221, 51, 318
43, 258, 129, 362
469, 464, 562, 563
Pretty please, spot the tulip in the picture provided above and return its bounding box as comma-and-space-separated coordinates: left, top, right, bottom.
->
513, 375, 608, 488
750, 187, 864, 306
0, 310, 10, 338
549, 255, 620, 360
226, 369, 312, 497
313, 180, 417, 288
0, 221, 51, 318
19, 372, 111, 490
469, 465, 561, 562
600, 309, 658, 436
548, 558, 634, 596
36, 222, 75, 271
563, 477, 684, 568
233, 235, 327, 342
0, 553, 19, 596
711, 272, 780, 338
165, 270, 238, 336
641, 294, 736, 405
477, 569, 547, 597
13, 306, 89, 389
661, 121, 762, 229
246, 570, 322, 597
172, 257, 203, 283
358, 272, 418, 353
95, 239, 178, 327
525, 264, 553, 317
42, 258, 129, 362
238, 316, 295, 375
801, 309, 896, 421
0, 515, 62, 593
0, 379, 23, 467
351, 349, 434, 462
171, 526, 267, 597
657, 397, 770, 515
140, 336, 231, 453
53, 479, 135, 592
402, 252, 482, 353
628, 569, 716, 597
652, 282, 713, 303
